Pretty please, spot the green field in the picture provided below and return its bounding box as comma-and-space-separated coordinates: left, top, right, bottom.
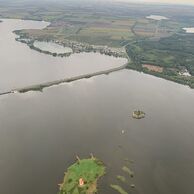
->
126, 33, 194, 88
1, 1, 190, 47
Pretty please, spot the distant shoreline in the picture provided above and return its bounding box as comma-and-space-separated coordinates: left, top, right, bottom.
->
3, 17, 194, 89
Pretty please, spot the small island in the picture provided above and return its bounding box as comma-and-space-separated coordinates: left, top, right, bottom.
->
132, 110, 145, 119
58, 155, 105, 194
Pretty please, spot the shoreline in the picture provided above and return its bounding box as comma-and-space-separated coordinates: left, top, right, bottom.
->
14, 30, 127, 58
126, 64, 194, 89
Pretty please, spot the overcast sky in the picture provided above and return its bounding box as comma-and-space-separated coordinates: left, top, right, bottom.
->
114, 0, 194, 5
1, 0, 193, 6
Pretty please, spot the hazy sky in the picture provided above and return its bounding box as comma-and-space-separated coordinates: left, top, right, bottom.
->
115, 0, 194, 5
1, 0, 193, 6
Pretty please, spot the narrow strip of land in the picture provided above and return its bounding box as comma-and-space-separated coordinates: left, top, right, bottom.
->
0, 62, 127, 96
0, 91, 12, 96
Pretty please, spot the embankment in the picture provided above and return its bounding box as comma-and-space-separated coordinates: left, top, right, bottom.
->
0, 62, 128, 95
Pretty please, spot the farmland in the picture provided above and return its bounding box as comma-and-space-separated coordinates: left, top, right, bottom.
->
1, 1, 191, 47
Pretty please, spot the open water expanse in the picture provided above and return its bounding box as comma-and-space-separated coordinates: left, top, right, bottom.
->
0, 19, 194, 194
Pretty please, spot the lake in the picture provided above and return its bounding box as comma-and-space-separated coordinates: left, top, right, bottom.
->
33, 41, 73, 54
183, 27, 194, 33
1, 19, 194, 194
146, 15, 169, 21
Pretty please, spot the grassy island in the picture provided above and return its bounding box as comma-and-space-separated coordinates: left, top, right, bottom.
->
132, 110, 145, 119
58, 156, 105, 194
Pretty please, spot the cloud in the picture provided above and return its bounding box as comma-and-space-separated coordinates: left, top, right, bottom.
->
114, 0, 194, 5
121, 0, 194, 5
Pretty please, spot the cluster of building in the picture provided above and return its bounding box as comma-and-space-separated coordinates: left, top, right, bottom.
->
54, 39, 126, 58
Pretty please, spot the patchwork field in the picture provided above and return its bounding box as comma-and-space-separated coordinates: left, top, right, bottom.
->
1, 1, 190, 47
142, 64, 164, 73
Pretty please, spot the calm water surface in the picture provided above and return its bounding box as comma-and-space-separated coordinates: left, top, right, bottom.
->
0, 19, 194, 194
146, 15, 169, 20
33, 41, 73, 54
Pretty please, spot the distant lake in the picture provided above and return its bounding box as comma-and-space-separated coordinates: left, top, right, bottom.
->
183, 27, 194, 33
33, 41, 73, 54
1, 19, 194, 194
146, 15, 169, 20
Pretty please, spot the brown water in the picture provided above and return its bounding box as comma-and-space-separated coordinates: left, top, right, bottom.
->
0, 19, 194, 194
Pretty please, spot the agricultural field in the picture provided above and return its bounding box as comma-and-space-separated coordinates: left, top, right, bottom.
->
16, 13, 137, 47
1, 1, 193, 47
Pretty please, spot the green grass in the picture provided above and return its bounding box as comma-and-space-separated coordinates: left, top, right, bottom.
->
126, 32, 194, 88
